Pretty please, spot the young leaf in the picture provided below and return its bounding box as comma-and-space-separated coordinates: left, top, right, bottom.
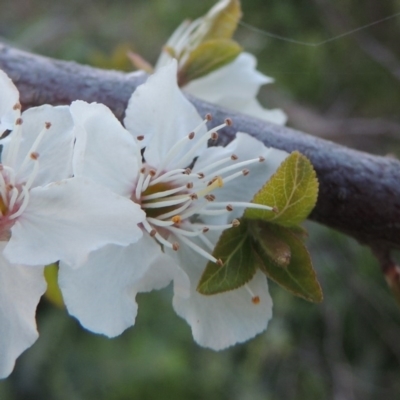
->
201, 0, 242, 42
178, 39, 242, 86
245, 151, 318, 227
251, 221, 323, 303
249, 222, 291, 268
197, 221, 257, 295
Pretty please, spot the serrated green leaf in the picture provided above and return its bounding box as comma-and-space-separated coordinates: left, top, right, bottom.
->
245, 151, 319, 227
44, 263, 64, 308
197, 221, 257, 295
251, 221, 323, 303
202, 0, 242, 42
178, 39, 242, 86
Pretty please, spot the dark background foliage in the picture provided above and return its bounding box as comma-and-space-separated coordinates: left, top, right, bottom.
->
1, 1, 400, 399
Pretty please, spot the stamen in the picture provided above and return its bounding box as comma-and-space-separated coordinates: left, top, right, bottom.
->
146, 217, 175, 227
207, 201, 274, 212
19, 124, 49, 170
232, 219, 240, 227
178, 202, 208, 220
9, 187, 29, 219
0, 171, 8, 203
172, 215, 181, 224
141, 172, 153, 193
137, 135, 145, 141
196, 176, 223, 197
141, 195, 192, 209
222, 170, 249, 184
205, 194, 215, 201
168, 225, 204, 237
196, 156, 234, 175
157, 201, 192, 221
141, 184, 188, 200
207, 157, 262, 178
174, 122, 228, 168
150, 168, 186, 185
174, 233, 219, 264
198, 209, 232, 216
135, 168, 146, 200
244, 284, 261, 304
224, 118, 232, 126
142, 219, 174, 249
153, 118, 209, 177
2, 166, 16, 186
4, 121, 23, 167
8, 187, 19, 212
192, 220, 240, 231
172, 242, 180, 251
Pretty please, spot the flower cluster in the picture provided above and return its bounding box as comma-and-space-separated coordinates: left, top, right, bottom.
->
0, 60, 287, 379
154, 0, 287, 125
129, 0, 287, 125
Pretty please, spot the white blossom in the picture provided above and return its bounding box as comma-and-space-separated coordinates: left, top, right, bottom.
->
155, 15, 287, 125
59, 60, 288, 350
0, 69, 145, 378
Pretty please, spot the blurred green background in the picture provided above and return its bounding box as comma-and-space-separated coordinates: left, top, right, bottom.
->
1, 0, 400, 399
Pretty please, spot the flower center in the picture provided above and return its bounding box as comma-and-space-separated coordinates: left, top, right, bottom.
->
134, 115, 274, 269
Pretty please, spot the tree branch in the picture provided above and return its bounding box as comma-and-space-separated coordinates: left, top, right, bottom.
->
1, 42, 400, 257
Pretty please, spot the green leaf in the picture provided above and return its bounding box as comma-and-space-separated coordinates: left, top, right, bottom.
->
245, 151, 319, 227
251, 221, 323, 303
202, 0, 242, 42
178, 39, 242, 86
44, 263, 64, 308
197, 221, 257, 295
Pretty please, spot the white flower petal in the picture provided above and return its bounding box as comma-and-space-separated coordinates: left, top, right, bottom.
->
2, 105, 74, 186
134, 252, 190, 299
171, 237, 273, 350
239, 99, 287, 125
184, 52, 286, 124
4, 178, 145, 267
59, 235, 152, 337
71, 101, 140, 197
124, 60, 206, 169
0, 69, 20, 133
0, 242, 46, 379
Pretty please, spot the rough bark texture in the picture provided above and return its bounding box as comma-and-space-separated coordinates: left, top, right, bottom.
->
1, 42, 399, 256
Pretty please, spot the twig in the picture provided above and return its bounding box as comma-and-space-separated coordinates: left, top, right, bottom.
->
1, 42, 400, 259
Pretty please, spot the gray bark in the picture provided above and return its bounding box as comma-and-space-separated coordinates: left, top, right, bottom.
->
1, 42, 399, 259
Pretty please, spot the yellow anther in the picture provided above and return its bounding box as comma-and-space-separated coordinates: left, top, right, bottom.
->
172, 215, 181, 224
